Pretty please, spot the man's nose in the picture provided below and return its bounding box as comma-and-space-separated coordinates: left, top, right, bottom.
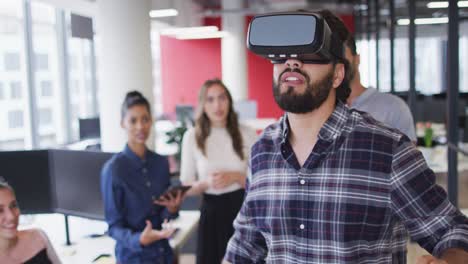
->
285, 59, 303, 69
136, 121, 144, 130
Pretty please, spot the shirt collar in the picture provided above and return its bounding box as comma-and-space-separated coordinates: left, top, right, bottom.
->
278, 101, 350, 144
123, 144, 149, 167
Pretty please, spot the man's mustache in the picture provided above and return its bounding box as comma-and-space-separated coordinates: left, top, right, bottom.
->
278, 68, 309, 83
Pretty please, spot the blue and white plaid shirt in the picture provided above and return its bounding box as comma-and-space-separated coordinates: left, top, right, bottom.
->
225, 102, 468, 264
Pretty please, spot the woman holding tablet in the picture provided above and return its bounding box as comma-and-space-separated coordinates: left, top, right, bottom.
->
101, 91, 183, 264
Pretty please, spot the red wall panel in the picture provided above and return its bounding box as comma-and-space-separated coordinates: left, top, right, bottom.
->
160, 36, 221, 113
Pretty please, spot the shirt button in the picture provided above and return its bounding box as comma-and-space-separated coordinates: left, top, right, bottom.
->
152, 195, 156, 200
300, 179, 305, 185
300, 224, 305, 229
146, 181, 151, 187
142, 168, 148, 174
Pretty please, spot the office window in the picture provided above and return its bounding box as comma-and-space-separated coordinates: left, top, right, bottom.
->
0, 83, 4, 100
35, 53, 49, 71
0, 0, 27, 150
69, 54, 77, 70
394, 38, 410, 92
461, 22, 468, 93
8, 110, 23, 129
40, 80, 53, 96
10, 81, 22, 99
4, 52, 20, 71
415, 37, 443, 95
377, 38, 391, 93
32, 1, 62, 147
70, 79, 80, 95
39, 108, 53, 125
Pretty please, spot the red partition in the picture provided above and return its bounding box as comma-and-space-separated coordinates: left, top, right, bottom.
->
159, 36, 221, 114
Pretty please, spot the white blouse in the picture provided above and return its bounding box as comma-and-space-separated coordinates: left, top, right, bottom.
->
180, 124, 258, 195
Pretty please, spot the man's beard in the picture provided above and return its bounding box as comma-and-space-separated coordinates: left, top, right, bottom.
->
273, 68, 335, 114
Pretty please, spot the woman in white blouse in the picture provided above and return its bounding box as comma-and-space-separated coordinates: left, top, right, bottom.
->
180, 79, 257, 264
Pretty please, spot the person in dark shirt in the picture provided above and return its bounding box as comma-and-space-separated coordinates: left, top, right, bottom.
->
101, 91, 183, 264
0, 179, 61, 264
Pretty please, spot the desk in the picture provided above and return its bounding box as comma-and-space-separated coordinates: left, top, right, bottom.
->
169, 210, 200, 252
47, 210, 200, 263
418, 145, 468, 173
241, 118, 277, 131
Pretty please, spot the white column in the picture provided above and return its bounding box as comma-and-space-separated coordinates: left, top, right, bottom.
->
221, 0, 248, 101
96, 0, 154, 152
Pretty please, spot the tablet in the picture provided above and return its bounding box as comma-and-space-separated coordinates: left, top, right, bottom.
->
157, 185, 191, 200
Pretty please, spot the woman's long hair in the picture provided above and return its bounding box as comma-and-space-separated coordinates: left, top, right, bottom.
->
194, 79, 244, 160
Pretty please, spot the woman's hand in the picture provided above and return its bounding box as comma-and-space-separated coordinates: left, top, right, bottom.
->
154, 190, 184, 214
211, 171, 243, 189
139, 220, 176, 246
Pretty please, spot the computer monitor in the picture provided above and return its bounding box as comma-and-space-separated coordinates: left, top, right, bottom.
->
175, 105, 194, 125
49, 149, 113, 220
79, 117, 101, 140
0, 149, 113, 219
234, 100, 258, 120
0, 150, 54, 214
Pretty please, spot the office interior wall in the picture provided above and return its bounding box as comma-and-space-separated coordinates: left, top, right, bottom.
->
96, 0, 154, 152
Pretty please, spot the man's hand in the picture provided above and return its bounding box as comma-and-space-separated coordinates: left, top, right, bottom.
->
212, 171, 242, 189
154, 190, 184, 214
417, 255, 448, 264
139, 220, 176, 246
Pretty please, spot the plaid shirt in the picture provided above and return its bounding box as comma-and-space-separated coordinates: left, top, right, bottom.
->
225, 102, 468, 264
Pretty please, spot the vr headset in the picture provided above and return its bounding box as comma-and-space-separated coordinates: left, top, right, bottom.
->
247, 12, 344, 64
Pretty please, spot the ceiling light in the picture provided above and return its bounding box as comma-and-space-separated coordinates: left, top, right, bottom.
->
160, 26, 226, 40
160, 26, 219, 36
427, 1, 468, 8
397, 17, 449, 25
176, 31, 228, 40
149, 9, 178, 18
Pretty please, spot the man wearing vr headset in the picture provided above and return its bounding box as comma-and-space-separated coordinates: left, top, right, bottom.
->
223, 10, 468, 264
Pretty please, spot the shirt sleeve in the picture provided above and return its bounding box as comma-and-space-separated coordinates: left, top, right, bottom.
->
100, 162, 143, 252
180, 128, 197, 184
37, 229, 62, 264
224, 164, 268, 263
390, 136, 468, 257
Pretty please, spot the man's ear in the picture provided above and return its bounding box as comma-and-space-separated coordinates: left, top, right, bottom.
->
120, 120, 125, 129
355, 54, 361, 67
332, 63, 345, 89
